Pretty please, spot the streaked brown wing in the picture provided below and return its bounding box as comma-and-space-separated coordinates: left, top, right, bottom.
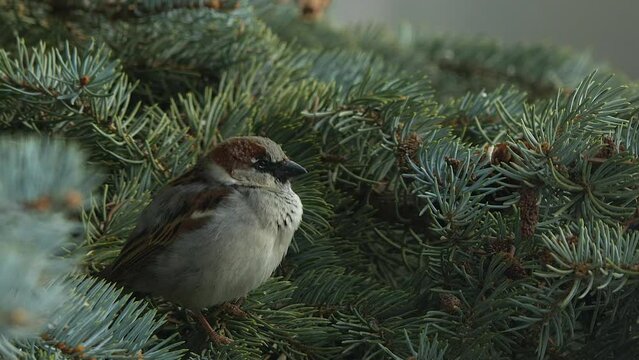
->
106, 182, 232, 280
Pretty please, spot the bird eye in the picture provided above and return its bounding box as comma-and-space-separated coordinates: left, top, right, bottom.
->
254, 159, 269, 171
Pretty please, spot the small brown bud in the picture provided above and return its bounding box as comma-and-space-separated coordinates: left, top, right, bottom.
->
72, 345, 85, 354
65, 190, 83, 208
79, 75, 90, 86
538, 249, 554, 266
505, 260, 527, 280
298, 0, 332, 20
574, 263, 590, 278
8, 308, 29, 326
567, 235, 578, 246
439, 293, 461, 313
487, 236, 513, 254
593, 136, 620, 160
396, 132, 422, 171
207, 0, 222, 9
372, 180, 389, 194
25, 196, 52, 212
444, 156, 461, 170
491, 143, 512, 165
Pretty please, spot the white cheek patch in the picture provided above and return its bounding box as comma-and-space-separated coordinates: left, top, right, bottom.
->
209, 163, 238, 185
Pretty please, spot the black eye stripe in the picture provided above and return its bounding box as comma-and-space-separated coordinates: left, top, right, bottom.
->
253, 159, 272, 171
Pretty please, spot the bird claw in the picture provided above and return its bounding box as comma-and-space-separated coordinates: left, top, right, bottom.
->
222, 302, 248, 318
210, 331, 233, 345
194, 311, 233, 345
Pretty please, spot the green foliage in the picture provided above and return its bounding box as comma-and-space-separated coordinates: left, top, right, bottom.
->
1, 0, 639, 359
381, 327, 448, 360
0, 137, 91, 358
0, 137, 181, 359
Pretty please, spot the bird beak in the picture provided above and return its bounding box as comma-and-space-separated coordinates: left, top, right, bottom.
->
275, 160, 307, 180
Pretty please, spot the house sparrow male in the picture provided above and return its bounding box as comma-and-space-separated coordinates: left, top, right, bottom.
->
103, 136, 306, 344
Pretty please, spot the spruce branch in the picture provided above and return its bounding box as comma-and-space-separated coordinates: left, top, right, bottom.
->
37, 276, 185, 360
2, 0, 639, 358
380, 326, 448, 360
0, 136, 95, 359
49, 0, 245, 20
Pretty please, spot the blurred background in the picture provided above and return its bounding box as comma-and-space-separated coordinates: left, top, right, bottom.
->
328, 0, 639, 79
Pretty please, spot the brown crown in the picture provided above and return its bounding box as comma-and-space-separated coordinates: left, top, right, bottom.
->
207, 137, 268, 173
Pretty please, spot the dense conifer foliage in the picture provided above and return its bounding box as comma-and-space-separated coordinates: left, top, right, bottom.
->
1, 1, 638, 358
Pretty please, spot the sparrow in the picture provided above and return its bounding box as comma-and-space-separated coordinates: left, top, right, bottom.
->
103, 136, 306, 344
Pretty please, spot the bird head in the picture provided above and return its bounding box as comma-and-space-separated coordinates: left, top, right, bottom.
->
204, 136, 307, 189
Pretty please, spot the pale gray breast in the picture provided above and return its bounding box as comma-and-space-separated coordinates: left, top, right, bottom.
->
146, 186, 303, 309
243, 185, 303, 234
239, 186, 302, 281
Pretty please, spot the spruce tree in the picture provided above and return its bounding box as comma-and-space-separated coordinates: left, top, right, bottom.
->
1, 1, 639, 359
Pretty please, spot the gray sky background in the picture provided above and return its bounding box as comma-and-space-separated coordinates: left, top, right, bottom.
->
328, 0, 638, 79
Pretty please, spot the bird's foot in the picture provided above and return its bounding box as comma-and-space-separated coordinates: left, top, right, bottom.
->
222, 301, 248, 318
209, 330, 233, 346
194, 311, 233, 345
